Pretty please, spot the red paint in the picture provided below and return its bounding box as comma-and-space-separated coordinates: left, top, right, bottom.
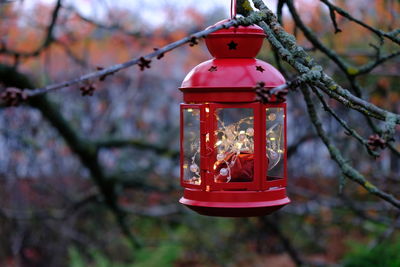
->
214, 152, 254, 182
179, 20, 290, 217
205, 19, 266, 58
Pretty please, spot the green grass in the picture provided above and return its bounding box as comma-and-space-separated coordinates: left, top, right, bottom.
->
343, 238, 400, 267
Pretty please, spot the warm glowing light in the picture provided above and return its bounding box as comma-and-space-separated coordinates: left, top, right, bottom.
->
268, 113, 276, 121
190, 164, 199, 173
220, 168, 229, 176
205, 108, 210, 113
217, 153, 225, 161
188, 109, 193, 112
215, 140, 223, 146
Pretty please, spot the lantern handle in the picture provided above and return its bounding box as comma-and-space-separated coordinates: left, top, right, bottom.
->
230, 0, 237, 19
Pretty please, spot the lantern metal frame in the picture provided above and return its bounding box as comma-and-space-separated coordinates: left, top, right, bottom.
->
180, 103, 287, 190
178, 20, 290, 217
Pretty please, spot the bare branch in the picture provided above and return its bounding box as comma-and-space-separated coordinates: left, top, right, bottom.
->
0, 0, 63, 58
251, 0, 400, 124
68, 7, 142, 38
320, 0, 400, 45
301, 85, 400, 209
327, 2, 342, 34
282, 0, 400, 155
311, 86, 380, 157
358, 50, 400, 75
286, 0, 400, 78
10, 11, 266, 99
95, 138, 179, 158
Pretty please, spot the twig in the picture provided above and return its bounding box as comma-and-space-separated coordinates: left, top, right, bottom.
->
95, 138, 179, 158
68, 7, 142, 38
327, 2, 342, 34
0, 0, 63, 58
286, 0, 400, 78
255, 70, 321, 103
283, 0, 400, 153
311, 86, 380, 157
16, 12, 267, 98
251, 0, 400, 124
358, 50, 400, 75
301, 85, 400, 209
320, 0, 400, 45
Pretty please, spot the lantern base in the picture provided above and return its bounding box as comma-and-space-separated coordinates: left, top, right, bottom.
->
180, 188, 290, 217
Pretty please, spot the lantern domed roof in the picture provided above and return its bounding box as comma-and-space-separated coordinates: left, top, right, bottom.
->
181, 58, 285, 89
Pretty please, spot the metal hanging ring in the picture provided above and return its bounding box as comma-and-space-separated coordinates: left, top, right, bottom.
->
231, 0, 237, 19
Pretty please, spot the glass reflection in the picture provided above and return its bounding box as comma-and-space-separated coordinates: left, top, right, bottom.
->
213, 108, 254, 183
183, 108, 201, 185
266, 108, 284, 179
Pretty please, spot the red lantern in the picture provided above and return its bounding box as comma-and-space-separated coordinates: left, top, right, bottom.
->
179, 19, 290, 217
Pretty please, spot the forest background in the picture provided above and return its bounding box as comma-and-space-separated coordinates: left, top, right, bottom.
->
0, 0, 399, 266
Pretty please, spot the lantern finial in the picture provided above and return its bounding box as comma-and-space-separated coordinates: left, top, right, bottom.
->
205, 19, 265, 58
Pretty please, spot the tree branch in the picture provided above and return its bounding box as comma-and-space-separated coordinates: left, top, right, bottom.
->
0, 64, 142, 250
311, 86, 380, 157
0, 0, 63, 58
286, 0, 400, 78
301, 85, 400, 209
7, 12, 267, 99
95, 138, 179, 158
283, 0, 400, 156
67, 6, 142, 38
251, 0, 400, 125
320, 0, 400, 45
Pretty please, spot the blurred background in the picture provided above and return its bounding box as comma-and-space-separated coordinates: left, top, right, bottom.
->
0, 0, 399, 266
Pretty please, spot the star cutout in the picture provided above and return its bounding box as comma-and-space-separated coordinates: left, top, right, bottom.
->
227, 40, 238, 50
208, 66, 218, 72
256, 66, 265, 73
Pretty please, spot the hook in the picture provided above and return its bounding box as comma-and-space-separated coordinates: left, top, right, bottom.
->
231, 0, 237, 19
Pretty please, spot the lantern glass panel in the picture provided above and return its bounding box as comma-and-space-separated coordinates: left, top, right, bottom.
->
266, 107, 284, 180
214, 108, 254, 183
183, 108, 201, 185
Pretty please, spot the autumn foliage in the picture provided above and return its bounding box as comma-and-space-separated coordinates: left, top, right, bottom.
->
0, 0, 399, 266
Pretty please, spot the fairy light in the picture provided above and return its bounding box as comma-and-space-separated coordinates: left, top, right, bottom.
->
187, 110, 283, 182
212, 112, 255, 183
220, 168, 229, 176
235, 142, 243, 149
267, 110, 283, 170
216, 153, 225, 161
